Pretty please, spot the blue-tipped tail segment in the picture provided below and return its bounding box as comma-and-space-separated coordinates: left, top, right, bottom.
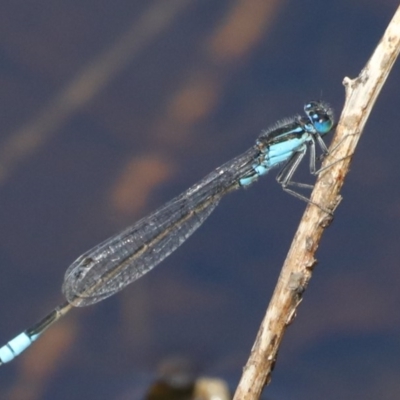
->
0, 301, 72, 365
0, 331, 40, 364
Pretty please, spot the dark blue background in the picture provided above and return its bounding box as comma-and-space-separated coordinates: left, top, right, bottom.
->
0, 1, 399, 399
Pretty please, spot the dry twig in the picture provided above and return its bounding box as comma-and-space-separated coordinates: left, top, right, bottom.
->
234, 6, 400, 400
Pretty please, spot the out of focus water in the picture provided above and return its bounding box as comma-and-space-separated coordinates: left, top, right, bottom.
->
0, 1, 399, 399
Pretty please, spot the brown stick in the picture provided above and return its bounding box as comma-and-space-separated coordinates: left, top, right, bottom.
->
233, 6, 400, 400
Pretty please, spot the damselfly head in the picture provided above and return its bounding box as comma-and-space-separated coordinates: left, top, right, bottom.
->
304, 101, 334, 134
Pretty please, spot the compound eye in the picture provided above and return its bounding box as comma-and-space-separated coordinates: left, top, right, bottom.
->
313, 114, 333, 133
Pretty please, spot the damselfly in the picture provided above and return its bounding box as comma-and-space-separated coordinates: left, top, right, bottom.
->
0, 101, 334, 365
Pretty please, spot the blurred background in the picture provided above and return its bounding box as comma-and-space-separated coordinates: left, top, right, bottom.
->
0, 0, 399, 399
